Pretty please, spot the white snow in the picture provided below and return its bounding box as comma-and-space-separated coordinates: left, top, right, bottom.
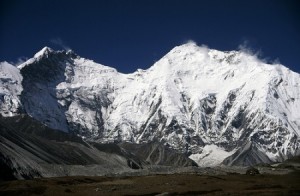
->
0, 61, 23, 116
189, 145, 236, 167
33, 46, 53, 58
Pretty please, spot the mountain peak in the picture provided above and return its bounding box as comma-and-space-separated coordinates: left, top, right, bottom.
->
182, 40, 198, 46
18, 47, 77, 70
33, 46, 54, 58
172, 41, 203, 52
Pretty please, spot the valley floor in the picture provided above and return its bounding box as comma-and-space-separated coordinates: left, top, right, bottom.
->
1, 172, 300, 196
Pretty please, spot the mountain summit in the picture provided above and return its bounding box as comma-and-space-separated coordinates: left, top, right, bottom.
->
1, 44, 299, 166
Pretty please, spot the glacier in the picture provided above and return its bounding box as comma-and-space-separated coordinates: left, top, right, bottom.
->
1, 42, 300, 166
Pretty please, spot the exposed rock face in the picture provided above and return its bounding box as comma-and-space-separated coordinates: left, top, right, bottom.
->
222, 141, 273, 166
1, 43, 300, 167
19, 48, 71, 132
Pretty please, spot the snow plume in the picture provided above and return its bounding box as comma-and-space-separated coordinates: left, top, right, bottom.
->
238, 40, 282, 66
198, 44, 210, 58
237, 40, 274, 67
183, 40, 210, 61
180, 39, 197, 45
181, 39, 209, 50
50, 38, 71, 50
238, 40, 262, 57
10, 56, 28, 66
185, 39, 197, 45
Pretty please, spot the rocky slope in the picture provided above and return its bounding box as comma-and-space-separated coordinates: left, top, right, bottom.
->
0, 115, 139, 180
1, 42, 300, 167
0, 115, 195, 180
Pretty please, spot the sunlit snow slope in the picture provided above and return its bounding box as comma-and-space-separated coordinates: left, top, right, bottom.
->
1, 42, 299, 166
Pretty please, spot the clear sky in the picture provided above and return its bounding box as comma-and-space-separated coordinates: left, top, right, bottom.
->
0, 0, 299, 73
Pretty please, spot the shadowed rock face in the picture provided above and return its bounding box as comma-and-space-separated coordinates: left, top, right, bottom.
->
0, 153, 18, 181
222, 141, 272, 166
119, 142, 198, 167
0, 115, 197, 180
20, 51, 73, 132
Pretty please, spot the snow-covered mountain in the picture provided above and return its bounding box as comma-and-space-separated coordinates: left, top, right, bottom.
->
0, 61, 23, 116
1, 42, 300, 166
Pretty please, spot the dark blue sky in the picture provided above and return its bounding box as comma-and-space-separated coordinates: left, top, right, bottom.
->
1, 0, 299, 73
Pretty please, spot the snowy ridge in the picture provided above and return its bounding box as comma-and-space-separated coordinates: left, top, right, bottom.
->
0, 62, 23, 116
1, 43, 300, 166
